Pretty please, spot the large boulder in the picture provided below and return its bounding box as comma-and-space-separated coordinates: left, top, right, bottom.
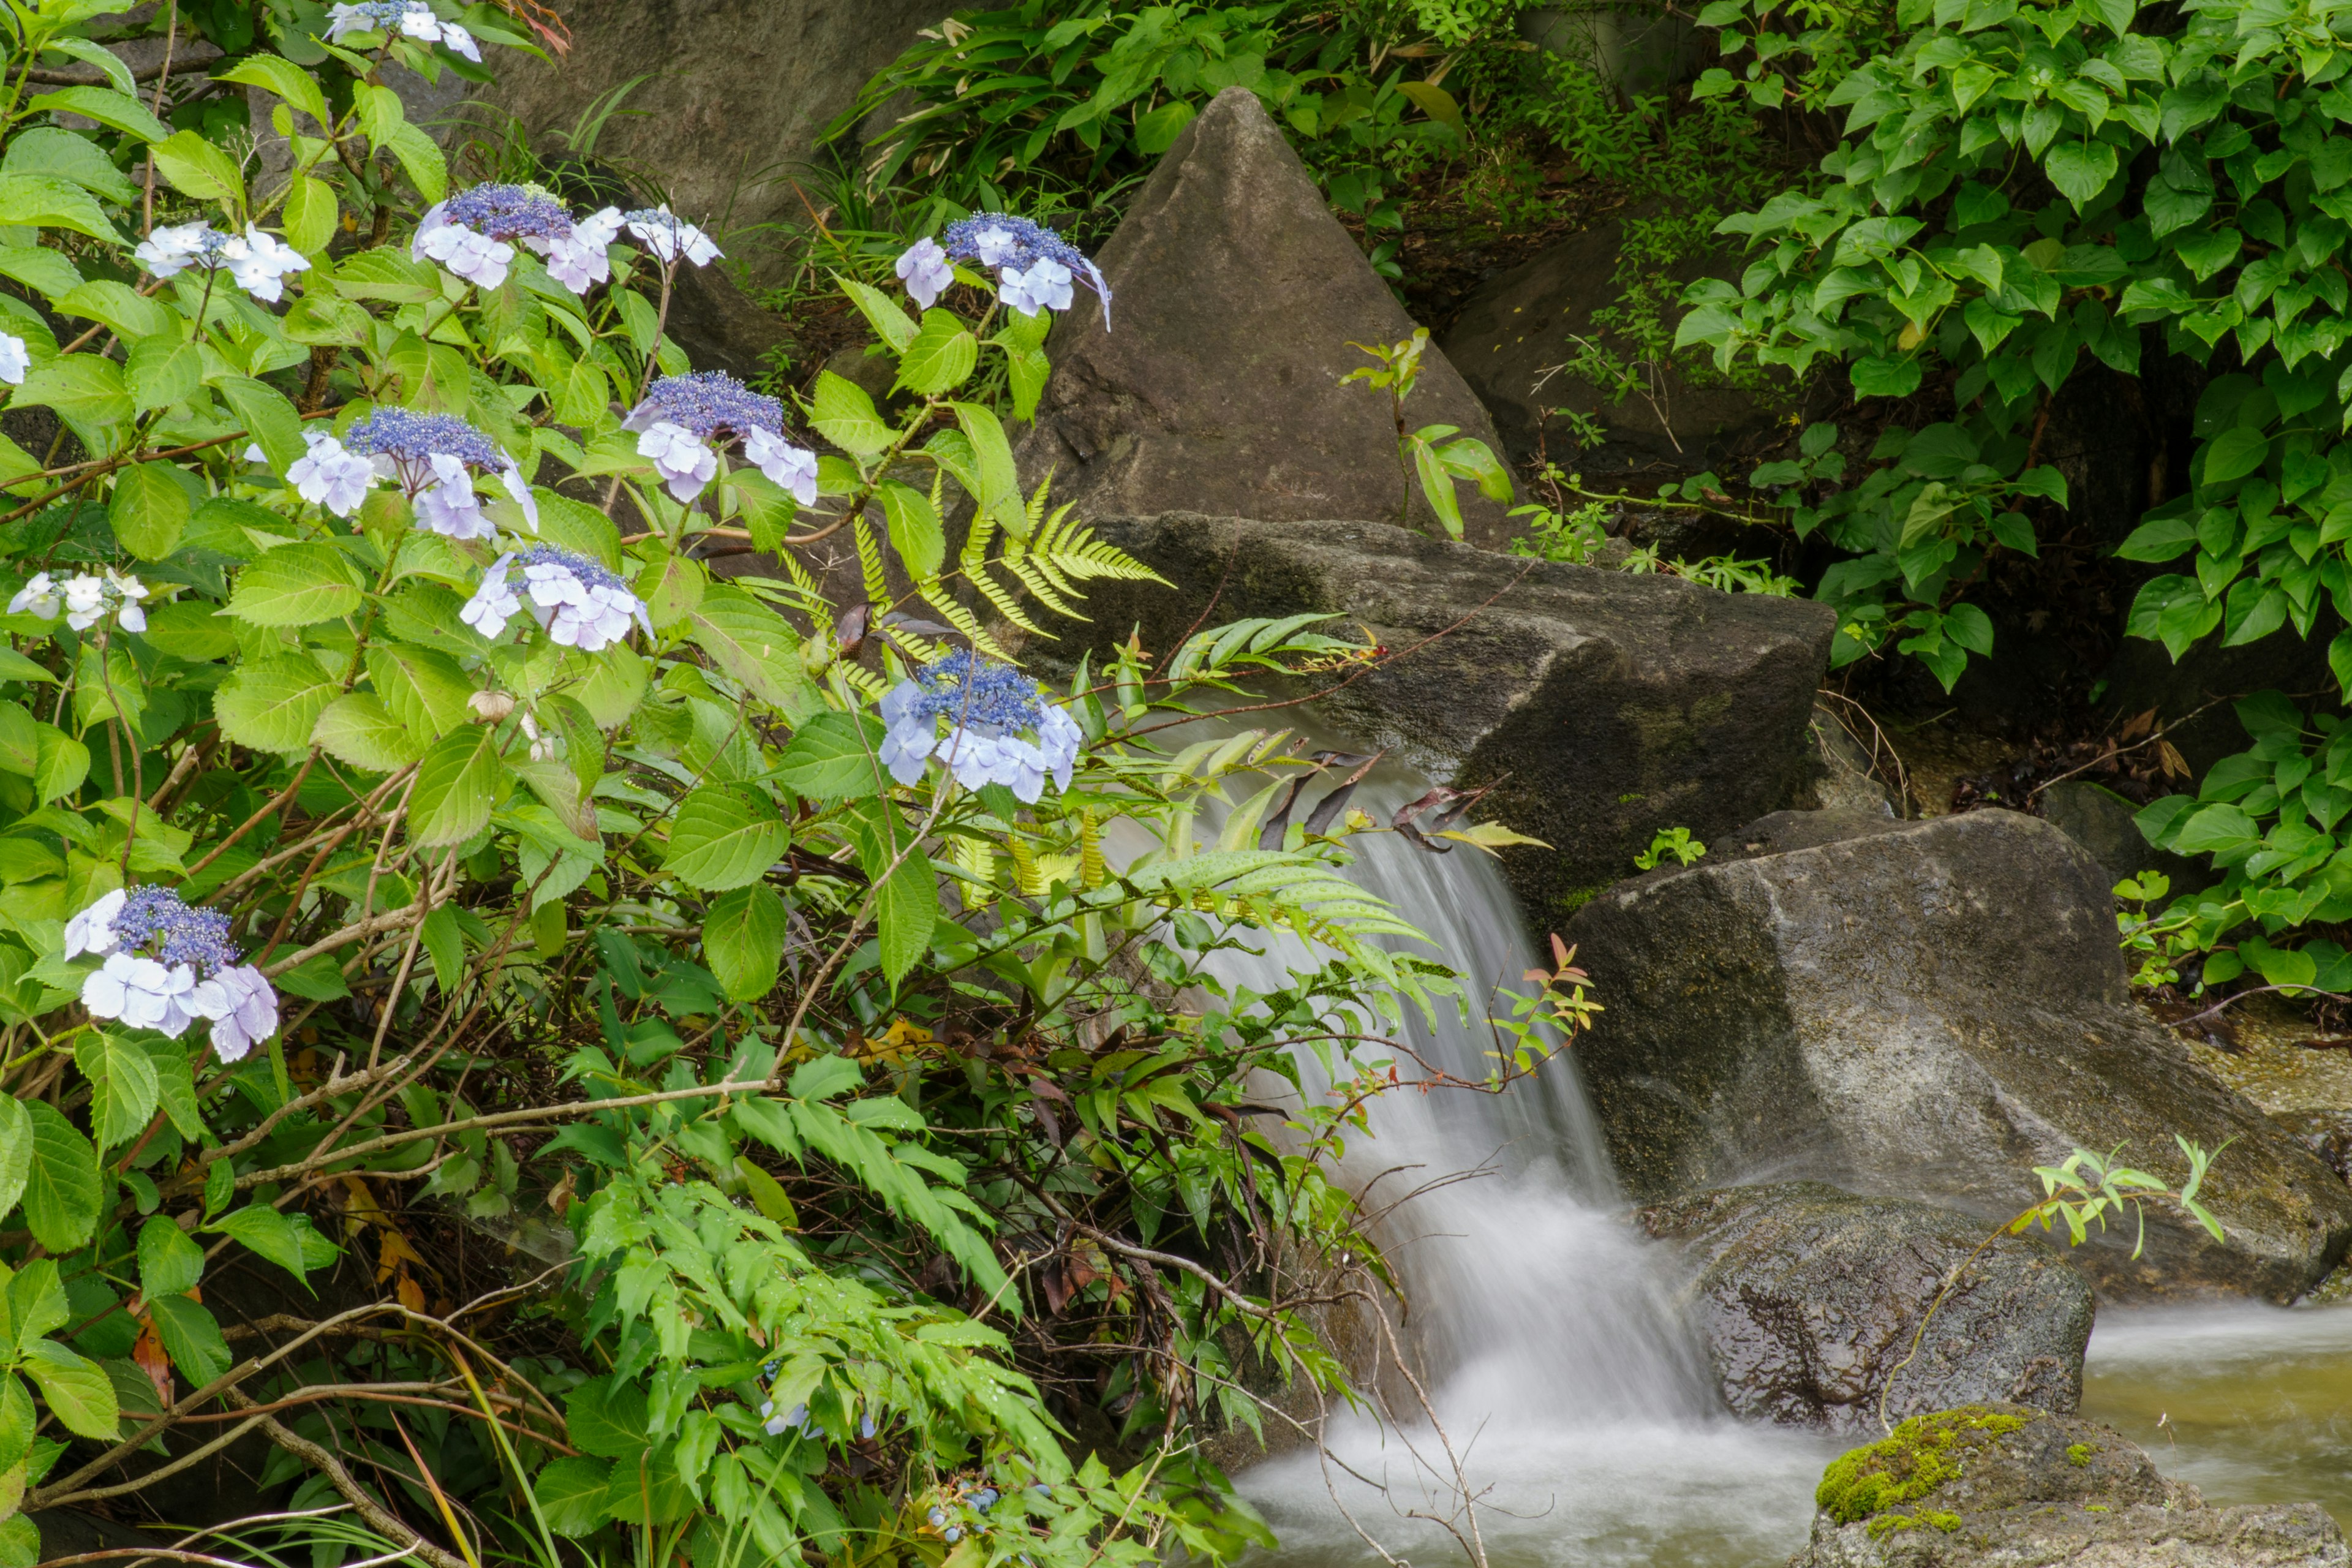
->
1438, 218, 1782, 470
1637, 1182, 2094, 1433
1564, 808, 2352, 1299
466, 0, 944, 279
1014, 89, 1517, 547
1788, 1403, 2348, 1566
1076, 511, 1836, 924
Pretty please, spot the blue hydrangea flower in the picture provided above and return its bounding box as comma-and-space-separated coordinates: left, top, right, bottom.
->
343, 408, 537, 538
133, 221, 311, 303
622, 372, 820, 505
877, 650, 1083, 803
65, 886, 279, 1060
893, 215, 1110, 328
624, 206, 720, 266
461, 546, 649, 651
413, 183, 622, 295
325, 2, 478, 59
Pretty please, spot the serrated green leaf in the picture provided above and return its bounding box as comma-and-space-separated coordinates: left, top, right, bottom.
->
108, 462, 190, 559
774, 711, 885, 801
213, 656, 339, 755
663, 786, 789, 892
20, 1101, 99, 1255
228, 543, 363, 627
809, 371, 892, 456
137, 1214, 204, 1298
18, 1341, 115, 1439
312, 692, 423, 771
686, 589, 818, 721
895, 310, 978, 396
74, 1032, 157, 1152
702, 883, 786, 1001
409, 726, 506, 846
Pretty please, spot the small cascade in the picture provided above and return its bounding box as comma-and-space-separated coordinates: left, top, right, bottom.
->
1159, 715, 1838, 1567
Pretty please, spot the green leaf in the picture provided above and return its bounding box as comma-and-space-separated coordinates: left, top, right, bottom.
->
876, 848, 938, 986
57, 282, 171, 342
108, 462, 190, 560
420, 903, 463, 994
2202, 426, 2271, 484
124, 333, 202, 415
3, 127, 136, 207
409, 726, 506, 847
878, 482, 944, 579
206, 1204, 330, 1284
74, 1032, 157, 1152
809, 371, 892, 456
1135, 98, 1197, 155
216, 376, 305, 473
36, 39, 135, 95
838, 278, 917, 353
138, 600, 238, 662
21, 1102, 100, 1253
1409, 436, 1466, 540
536, 1456, 617, 1536
312, 692, 423, 771
281, 174, 339, 255
367, 643, 475, 740
146, 1292, 230, 1387
386, 123, 447, 203
788, 1054, 862, 1100
34, 725, 88, 803
703, 884, 786, 1001
228, 543, 364, 626
147, 130, 244, 207
686, 589, 818, 720
0, 238, 85, 299
18, 1341, 116, 1439
213, 655, 339, 755
0, 1516, 34, 1568
137, 1215, 205, 1298
0, 174, 122, 244
213, 53, 331, 127
25, 87, 168, 144
0, 1099, 30, 1224
663, 786, 789, 892
952, 401, 1025, 535
2044, 139, 2120, 209
9, 354, 131, 429
566, 1378, 647, 1459
775, 711, 886, 802
895, 310, 979, 396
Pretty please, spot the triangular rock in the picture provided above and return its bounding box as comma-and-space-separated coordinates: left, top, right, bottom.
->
1017, 89, 1517, 546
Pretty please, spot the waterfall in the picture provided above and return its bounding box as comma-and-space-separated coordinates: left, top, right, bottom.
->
1156, 714, 1840, 1568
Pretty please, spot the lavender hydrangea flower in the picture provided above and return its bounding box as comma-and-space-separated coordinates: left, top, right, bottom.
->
11, 569, 148, 632
895, 238, 954, 311
461, 546, 649, 651
325, 1, 478, 59
896, 215, 1111, 328
286, 430, 375, 517
134, 222, 311, 303
621, 372, 820, 505
623, 206, 722, 267
0, 333, 25, 386
66, 885, 279, 1060
876, 650, 1083, 803
413, 183, 622, 295
342, 408, 537, 538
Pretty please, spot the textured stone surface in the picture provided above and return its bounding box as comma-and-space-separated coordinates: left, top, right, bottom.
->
1438, 218, 1781, 469
1565, 809, 2352, 1298
1076, 511, 1836, 923
465, 0, 945, 278
1014, 89, 1517, 546
2272, 1109, 2352, 1184
1788, 1403, 2348, 1566
2039, 780, 2207, 893
1638, 1182, 2094, 1432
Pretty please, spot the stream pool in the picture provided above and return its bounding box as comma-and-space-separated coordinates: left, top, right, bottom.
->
1237, 1302, 2352, 1567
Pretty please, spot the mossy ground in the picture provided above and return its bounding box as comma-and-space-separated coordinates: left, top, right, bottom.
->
1817, 1406, 2029, 1537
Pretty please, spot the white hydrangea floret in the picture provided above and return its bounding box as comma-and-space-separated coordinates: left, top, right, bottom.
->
636, 421, 717, 503
413, 453, 494, 540
459, 553, 523, 640
287, 431, 376, 516
894, 238, 954, 311
63, 888, 124, 960
0, 333, 26, 386
543, 206, 624, 293
999, 259, 1074, 318
742, 427, 819, 506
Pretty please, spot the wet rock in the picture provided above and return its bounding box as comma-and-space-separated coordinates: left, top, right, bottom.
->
1566, 809, 2352, 1299
1787, 1403, 2348, 1566
1808, 702, 1899, 818
1437, 218, 1782, 470
2272, 1110, 2352, 1184
1637, 1182, 2093, 1433
1076, 511, 1836, 924
1015, 89, 1517, 548
2039, 780, 2209, 894
464, 0, 950, 282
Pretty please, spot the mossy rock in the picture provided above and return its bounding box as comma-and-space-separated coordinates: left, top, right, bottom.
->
1790, 1403, 2349, 1566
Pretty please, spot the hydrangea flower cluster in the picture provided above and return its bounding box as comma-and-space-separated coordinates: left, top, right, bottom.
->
339, 408, 537, 539
0, 333, 24, 386
895, 215, 1112, 327
325, 1, 480, 59
622, 372, 819, 504
877, 650, 1083, 803
622, 206, 721, 267
412, 183, 624, 294
10, 569, 148, 632
65, 887, 279, 1061
134, 222, 311, 303
460, 546, 649, 652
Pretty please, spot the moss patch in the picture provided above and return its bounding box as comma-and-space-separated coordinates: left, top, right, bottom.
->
2067, 1443, 2095, 1468
1817, 1407, 2029, 1534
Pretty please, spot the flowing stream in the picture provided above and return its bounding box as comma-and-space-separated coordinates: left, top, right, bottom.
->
1156, 718, 1839, 1568
1177, 715, 2352, 1567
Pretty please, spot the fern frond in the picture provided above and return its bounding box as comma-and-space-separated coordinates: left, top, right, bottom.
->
971, 565, 1047, 636
853, 516, 889, 606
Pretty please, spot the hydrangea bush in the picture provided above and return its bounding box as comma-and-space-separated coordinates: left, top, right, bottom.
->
0, 5, 1589, 1567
